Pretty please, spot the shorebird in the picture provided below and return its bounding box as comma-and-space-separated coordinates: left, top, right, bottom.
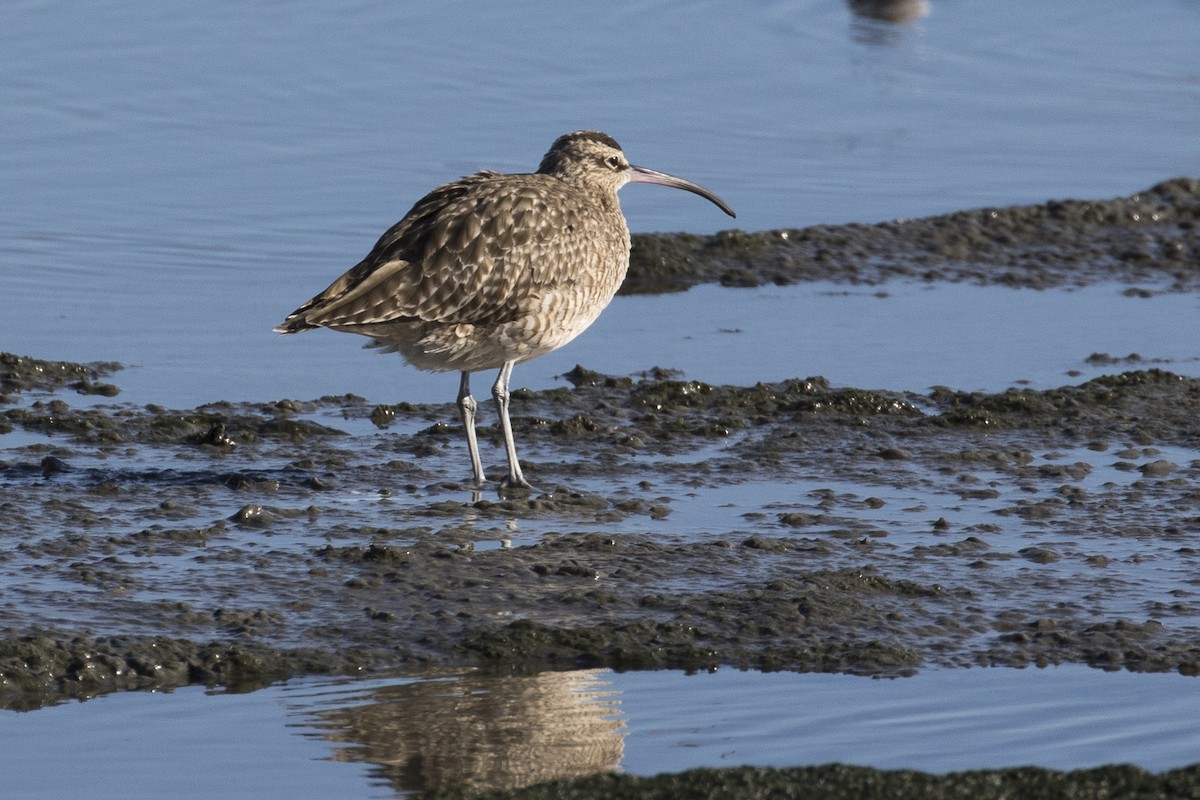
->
275, 131, 735, 489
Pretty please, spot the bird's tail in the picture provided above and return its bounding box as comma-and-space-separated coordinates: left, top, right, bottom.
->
272, 313, 317, 335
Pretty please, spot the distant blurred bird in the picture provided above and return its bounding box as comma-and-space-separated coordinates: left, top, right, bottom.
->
848, 0, 930, 23
275, 131, 735, 489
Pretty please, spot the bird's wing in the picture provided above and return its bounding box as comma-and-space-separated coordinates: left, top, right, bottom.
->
274, 172, 497, 332
276, 173, 612, 332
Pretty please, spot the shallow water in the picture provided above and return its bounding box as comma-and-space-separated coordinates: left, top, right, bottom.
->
3, 665, 1198, 798
3, 1, 1199, 794
6, 281, 1199, 408
3, 1, 1199, 407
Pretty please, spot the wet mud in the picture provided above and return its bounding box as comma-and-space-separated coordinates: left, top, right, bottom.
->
2, 180, 1199, 794
626, 177, 1200, 293
5, 360, 1200, 703
423, 763, 1200, 800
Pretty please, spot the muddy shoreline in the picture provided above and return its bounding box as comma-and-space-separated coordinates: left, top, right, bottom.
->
4, 358, 1200, 705
624, 177, 1200, 294
3, 181, 1199, 795
420, 763, 1200, 800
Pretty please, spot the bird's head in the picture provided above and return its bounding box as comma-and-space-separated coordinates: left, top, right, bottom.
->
537, 130, 735, 218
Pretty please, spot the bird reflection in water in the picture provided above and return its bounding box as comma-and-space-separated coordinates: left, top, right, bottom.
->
308, 669, 624, 793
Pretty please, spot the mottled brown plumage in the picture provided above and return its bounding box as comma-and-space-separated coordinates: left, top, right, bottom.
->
275, 131, 734, 489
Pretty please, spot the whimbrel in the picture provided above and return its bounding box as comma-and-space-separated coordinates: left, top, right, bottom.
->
275, 131, 735, 489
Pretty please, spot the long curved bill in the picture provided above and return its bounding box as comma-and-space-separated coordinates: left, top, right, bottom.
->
628, 165, 736, 218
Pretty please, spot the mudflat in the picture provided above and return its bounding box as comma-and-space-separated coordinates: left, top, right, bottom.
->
2, 179, 1198, 797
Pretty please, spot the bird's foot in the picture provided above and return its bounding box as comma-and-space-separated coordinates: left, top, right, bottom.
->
498, 474, 536, 496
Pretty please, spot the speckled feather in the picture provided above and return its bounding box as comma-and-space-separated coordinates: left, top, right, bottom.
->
275, 131, 731, 488
276, 134, 633, 373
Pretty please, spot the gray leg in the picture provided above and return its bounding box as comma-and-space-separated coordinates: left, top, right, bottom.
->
457, 371, 486, 487
492, 361, 533, 489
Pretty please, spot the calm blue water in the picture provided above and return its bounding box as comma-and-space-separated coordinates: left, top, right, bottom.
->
3, 2, 1200, 793
3, 0, 1198, 405
2, 666, 1198, 798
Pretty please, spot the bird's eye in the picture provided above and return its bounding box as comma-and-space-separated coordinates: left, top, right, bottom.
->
605, 155, 622, 170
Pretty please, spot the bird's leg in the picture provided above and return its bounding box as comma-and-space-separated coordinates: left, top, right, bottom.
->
492, 361, 534, 490
457, 371, 486, 487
